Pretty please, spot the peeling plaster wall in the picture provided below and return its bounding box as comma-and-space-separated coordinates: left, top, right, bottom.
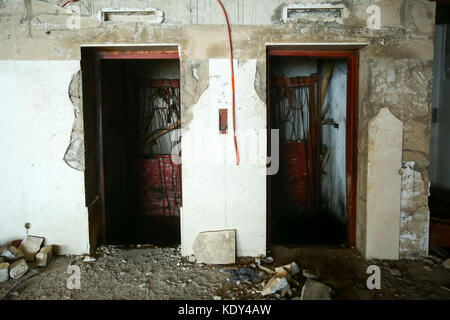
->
0, 0, 436, 258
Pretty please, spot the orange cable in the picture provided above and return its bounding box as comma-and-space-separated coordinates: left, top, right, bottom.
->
216, 0, 240, 166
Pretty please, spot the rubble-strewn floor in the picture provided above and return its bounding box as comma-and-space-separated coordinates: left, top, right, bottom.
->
1, 245, 449, 300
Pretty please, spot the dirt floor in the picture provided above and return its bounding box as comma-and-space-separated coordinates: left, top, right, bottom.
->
1, 244, 449, 300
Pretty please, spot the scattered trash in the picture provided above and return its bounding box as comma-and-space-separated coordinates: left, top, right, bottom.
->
227, 268, 259, 283
83, 256, 96, 263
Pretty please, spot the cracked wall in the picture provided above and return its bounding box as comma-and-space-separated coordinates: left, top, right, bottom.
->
0, 0, 436, 257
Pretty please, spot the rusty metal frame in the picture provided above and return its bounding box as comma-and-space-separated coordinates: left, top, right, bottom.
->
267, 48, 359, 247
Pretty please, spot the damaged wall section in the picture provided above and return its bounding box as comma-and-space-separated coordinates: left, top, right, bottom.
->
400, 161, 430, 258
64, 70, 85, 171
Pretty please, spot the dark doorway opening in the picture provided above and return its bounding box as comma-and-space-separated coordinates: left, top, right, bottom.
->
81, 48, 182, 249
267, 49, 358, 247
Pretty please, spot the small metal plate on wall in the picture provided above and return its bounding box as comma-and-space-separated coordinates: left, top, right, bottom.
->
219, 109, 228, 134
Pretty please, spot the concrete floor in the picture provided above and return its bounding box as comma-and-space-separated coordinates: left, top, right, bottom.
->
1, 245, 449, 300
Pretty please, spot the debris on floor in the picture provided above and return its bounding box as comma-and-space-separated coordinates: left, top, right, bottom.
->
0, 236, 54, 284
0, 245, 449, 300
227, 268, 259, 283
300, 278, 332, 300
19, 236, 44, 262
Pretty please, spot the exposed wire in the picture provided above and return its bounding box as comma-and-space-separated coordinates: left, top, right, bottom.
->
216, 0, 239, 166
61, 0, 79, 7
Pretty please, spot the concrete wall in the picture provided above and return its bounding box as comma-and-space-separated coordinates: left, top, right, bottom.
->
0, 0, 436, 259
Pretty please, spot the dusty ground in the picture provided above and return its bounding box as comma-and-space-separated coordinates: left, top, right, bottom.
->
1, 244, 449, 300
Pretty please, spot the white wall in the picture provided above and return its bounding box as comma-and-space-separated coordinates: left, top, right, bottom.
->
181, 59, 266, 257
0, 60, 89, 255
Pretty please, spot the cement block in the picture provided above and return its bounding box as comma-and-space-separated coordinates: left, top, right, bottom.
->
19, 236, 44, 262
36, 246, 53, 267
9, 258, 28, 279
366, 108, 402, 259
300, 278, 331, 300
193, 229, 236, 265
0, 262, 9, 283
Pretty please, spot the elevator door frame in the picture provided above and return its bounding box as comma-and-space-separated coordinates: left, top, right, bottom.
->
81, 47, 180, 250
266, 48, 359, 247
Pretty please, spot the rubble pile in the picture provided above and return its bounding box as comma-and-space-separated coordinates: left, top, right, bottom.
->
0, 236, 53, 284
223, 255, 332, 300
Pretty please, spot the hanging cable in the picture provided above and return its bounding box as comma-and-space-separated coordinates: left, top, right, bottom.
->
216, 0, 239, 165
61, 0, 79, 7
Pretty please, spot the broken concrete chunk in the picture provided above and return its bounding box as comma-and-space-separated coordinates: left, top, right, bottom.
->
442, 259, 450, 269
9, 258, 28, 279
193, 229, 236, 265
0, 262, 9, 283
300, 278, 331, 300
187, 255, 196, 263
261, 276, 289, 296
36, 246, 53, 267
19, 236, 44, 262
0, 246, 24, 261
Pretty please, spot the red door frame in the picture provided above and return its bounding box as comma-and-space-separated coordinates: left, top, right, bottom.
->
267, 48, 359, 247
81, 47, 180, 245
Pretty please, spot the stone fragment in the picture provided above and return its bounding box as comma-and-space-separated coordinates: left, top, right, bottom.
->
36, 246, 53, 267
19, 236, 44, 262
261, 275, 289, 296
442, 259, 450, 269
213, 296, 221, 300
0, 262, 9, 283
300, 278, 331, 300
9, 258, 28, 279
187, 255, 196, 263
193, 229, 235, 265
0, 246, 24, 261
